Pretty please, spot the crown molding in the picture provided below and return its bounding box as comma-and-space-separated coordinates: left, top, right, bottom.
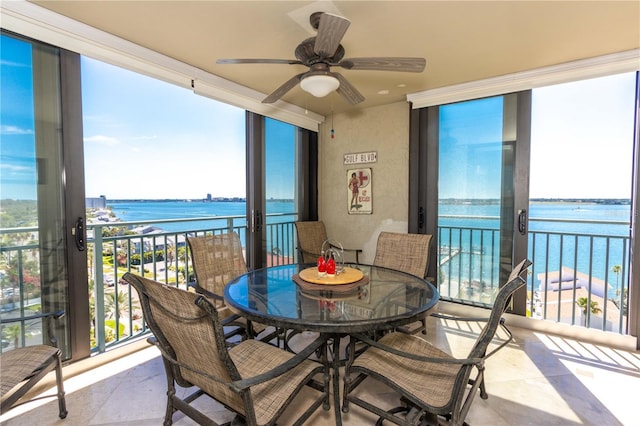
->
1, 0, 323, 131
407, 49, 640, 108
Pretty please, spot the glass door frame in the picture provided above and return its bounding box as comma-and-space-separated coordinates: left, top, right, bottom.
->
1, 30, 90, 361
409, 91, 531, 314
245, 112, 318, 270
631, 74, 640, 344
59, 49, 91, 360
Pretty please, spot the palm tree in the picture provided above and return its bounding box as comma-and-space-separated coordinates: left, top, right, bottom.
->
576, 297, 602, 326
2, 324, 22, 348
104, 290, 139, 319
612, 264, 621, 295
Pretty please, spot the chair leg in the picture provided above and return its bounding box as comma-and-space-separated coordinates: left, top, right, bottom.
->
478, 370, 488, 400
161, 358, 177, 426
164, 390, 176, 426
54, 353, 68, 419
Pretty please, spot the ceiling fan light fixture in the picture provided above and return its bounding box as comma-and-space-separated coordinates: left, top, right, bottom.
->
300, 74, 340, 97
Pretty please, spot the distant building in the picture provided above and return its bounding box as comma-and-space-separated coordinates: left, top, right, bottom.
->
129, 225, 186, 254
86, 195, 107, 209
207, 193, 212, 201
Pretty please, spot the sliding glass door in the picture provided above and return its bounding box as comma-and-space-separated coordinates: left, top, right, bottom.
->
1, 32, 89, 360
246, 115, 316, 269
436, 93, 529, 308
264, 118, 299, 266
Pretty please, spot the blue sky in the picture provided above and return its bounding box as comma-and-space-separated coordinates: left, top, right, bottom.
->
438, 72, 636, 200
81, 56, 249, 199
1, 39, 297, 200
1, 36, 36, 199
1, 32, 636, 201
83, 57, 299, 200
438, 96, 504, 199
530, 73, 636, 199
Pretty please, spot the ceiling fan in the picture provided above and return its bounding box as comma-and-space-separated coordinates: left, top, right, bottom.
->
216, 12, 426, 105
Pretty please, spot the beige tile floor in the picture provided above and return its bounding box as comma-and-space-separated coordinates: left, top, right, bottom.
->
2, 317, 639, 426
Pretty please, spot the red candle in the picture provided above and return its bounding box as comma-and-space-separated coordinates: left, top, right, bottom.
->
317, 256, 326, 273
326, 258, 336, 275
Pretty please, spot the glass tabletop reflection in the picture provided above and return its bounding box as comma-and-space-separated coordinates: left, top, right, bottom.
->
224, 263, 439, 334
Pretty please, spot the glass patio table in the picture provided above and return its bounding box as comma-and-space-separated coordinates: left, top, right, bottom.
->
224, 263, 439, 425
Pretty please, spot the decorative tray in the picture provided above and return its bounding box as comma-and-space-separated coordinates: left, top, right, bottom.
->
293, 274, 369, 293
298, 267, 364, 285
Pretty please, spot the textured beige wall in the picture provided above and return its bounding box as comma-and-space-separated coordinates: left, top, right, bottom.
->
318, 101, 410, 264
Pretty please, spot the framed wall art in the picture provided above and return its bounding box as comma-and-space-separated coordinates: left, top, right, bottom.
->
347, 168, 372, 214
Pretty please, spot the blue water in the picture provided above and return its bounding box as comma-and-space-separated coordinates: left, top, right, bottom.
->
438, 201, 631, 295
107, 200, 297, 255
109, 200, 296, 231
106, 200, 631, 292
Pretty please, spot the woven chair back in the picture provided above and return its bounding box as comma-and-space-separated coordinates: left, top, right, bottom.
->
295, 221, 328, 263
373, 232, 432, 278
187, 232, 247, 298
124, 273, 245, 413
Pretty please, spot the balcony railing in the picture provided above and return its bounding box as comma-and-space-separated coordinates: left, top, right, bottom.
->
0, 214, 632, 357
0, 214, 298, 354
88, 213, 298, 353
437, 216, 630, 334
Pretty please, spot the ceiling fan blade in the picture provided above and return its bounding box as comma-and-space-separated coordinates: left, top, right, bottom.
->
333, 73, 365, 105
262, 73, 305, 103
314, 13, 351, 58
217, 58, 303, 65
337, 57, 426, 72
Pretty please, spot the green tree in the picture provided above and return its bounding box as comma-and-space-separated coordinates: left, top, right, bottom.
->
104, 290, 139, 319
88, 278, 96, 329
1, 324, 22, 348
576, 297, 602, 326
612, 264, 621, 294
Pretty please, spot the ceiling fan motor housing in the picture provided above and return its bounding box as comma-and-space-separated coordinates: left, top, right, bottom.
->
295, 38, 345, 65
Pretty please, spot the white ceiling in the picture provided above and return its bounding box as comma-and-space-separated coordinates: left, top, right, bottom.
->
31, 1, 640, 116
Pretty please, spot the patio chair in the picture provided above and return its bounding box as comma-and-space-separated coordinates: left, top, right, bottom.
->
342, 258, 532, 426
373, 231, 432, 279
123, 272, 330, 426
0, 310, 67, 419
373, 231, 433, 334
187, 232, 271, 341
294, 221, 362, 264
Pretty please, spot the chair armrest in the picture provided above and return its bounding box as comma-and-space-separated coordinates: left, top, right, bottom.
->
350, 332, 484, 366
192, 290, 242, 327
328, 243, 362, 264
299, 246, 362, 264
230, 334, 329, 391
192, 285, 225, 302
428, 314, 514, 358
342, 247, 362, 264
1, 310, 65, 347
148, 332, 328, 392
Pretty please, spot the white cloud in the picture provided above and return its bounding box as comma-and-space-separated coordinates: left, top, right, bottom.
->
84, 135, 120, 146
129, 135, 157, 141
0, 59, 29, 68
1, 125, 33, 135
1, 163, 31, 172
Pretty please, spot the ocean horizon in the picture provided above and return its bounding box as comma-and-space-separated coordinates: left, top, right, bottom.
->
100, 199, 631, 292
